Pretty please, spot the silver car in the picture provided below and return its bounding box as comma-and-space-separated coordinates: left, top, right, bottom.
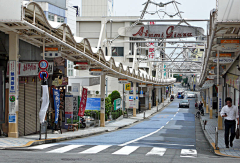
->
179, 100, 190, 108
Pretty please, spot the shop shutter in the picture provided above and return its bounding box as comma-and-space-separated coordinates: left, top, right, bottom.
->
25, 77, 37, 135
36, 78, 41, 132
18, 82, 25, 136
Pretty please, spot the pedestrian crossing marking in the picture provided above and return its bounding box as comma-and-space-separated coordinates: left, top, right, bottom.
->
146, 147, 167, 156
47, 145, 83, 153
112, 146, 139, 155
27, 144, 198, 158
180, 149, 197, 158
79, 145, 111, 154
29, 144, 58, 149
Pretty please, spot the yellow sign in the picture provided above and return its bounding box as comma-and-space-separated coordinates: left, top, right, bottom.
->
125, 83, 131, 91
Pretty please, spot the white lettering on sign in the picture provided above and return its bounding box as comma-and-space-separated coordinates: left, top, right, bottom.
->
9, 61, 16, 93
212, 58, 234, 64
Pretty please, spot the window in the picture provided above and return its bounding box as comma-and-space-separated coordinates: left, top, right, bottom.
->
105, 47, 124, 56
112, 47, 124, 56
200, 49, 204, 51
67, 60, 74, 77
57, 16, 65, 23
129, 58, 133, 62
48, 13, 54, 21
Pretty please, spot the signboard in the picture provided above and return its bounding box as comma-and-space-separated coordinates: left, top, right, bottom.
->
9, 95, 16, 114
39, 85, 49, 123
139, 83, 146, 87
73, 96, 79, 121
74, 62, 89, 70
65, 94, 73, 114
89, 68, 103, 76
82, 98, 101, 111
147, 84, 153, 88
215, 44, 240, 52
212, 58, 234, 64
38, 60, 48, 69
226, 73, 239, 90
38, 70, 49, 80
129, 96, 135, 108
218, 39, 240, 44
215, 53, 232, 57
9, 113, 16, 123
207, 75, 216, 80
7, 62, 53, 76
118, 79, 128, 84
114, 98, 121, 110
125, 83, 131, 91
45, 47, 58, 51
9, 61, 16, 93
218, 92, 222, 112
52, 77, 68, 86
118, 25, 204, 39
71, 83, 80, 95
140, 90, 144, 97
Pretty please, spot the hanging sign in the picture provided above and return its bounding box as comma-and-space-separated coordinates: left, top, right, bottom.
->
207, 75, 216, 79
45, 47, 58, 51
140, 90, 144, 97
78, 87, 88, 117
74, 62, 89, 70
38, 60, 49, 69
217, 39, 240, 44
212, 58, 234, 64
73, 96, 79, 121
89, 68, 103, 76
118, 25, 204, 39
114, 98, 122, 110
125, 83, 131, 91
147, 84, 153, 88
139, 83, 146, 87
53, 89, 60, 124
118, 78, 128, 84
215, 44, 240, 52
38, 70, 49, 80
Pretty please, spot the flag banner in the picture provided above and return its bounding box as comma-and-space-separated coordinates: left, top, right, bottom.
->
39, 85, 49, 123
78, 88, 88, 117
53, 89, 60, 124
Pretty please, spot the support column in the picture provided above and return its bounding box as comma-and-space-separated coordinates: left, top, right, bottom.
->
206, 88, 209, 113
218, 85, 223, 130
100, 74, 106, 127
148, 86, 152, 110
209, 87, 213, 119
8, 32, 19, 138
133, 82, 137, 117
156, 88, 159, 106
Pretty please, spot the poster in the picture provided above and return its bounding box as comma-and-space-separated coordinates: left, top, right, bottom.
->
53, 89, 60, 124
73, 96, 79, 121
9, 113, 16, 123
65, 94, 73, 114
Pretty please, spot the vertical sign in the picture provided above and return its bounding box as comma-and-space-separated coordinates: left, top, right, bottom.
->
73, 96, 79, 121
78, 88, 88, 117
65, 93, 73, 125
218, 92, 222, 112
9, 61, 16, 93
125, 83, 131, 91
53, 89, 60, 124
148, 22, 155, 60
39, 85, 49, 123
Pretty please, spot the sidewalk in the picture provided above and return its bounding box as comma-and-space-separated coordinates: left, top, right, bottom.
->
0, 98, 171, 149
199, 99, 240, 158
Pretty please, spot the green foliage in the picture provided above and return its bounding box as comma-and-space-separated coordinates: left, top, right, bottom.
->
109, 90, 121, 104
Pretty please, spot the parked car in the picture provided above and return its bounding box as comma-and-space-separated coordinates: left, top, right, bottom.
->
187, 93, 195, 98
179, 100, 190, 108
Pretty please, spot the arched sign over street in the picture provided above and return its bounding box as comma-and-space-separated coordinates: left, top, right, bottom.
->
118, 25, 204, 39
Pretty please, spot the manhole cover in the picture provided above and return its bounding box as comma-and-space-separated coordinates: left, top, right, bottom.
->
61, 158, 92, 161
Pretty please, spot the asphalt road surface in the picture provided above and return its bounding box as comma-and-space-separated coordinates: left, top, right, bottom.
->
1, 85, 239, 162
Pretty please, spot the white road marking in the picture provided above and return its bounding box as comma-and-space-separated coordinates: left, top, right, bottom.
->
112, 146, 139, 155
29, 144, 58, 149
146, 147, 167, 156
166, 121, 169, 124
79, 145, 111, 154
47, 145, 83, 153
119, 126, 164, 146
171, 118, 173, 120
174, 115, 176, 117
180, 149, 197, 158
132, 142, 195, 147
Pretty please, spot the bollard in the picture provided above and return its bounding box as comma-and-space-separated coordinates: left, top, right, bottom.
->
143, 111, 146, 119
215, 127, 219, 150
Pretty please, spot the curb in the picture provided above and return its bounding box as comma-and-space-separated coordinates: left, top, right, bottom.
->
199, 116, 240, 158
2, 101, 171, 150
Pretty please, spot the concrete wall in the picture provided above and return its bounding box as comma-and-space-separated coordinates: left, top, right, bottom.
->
82, 0, 108, 16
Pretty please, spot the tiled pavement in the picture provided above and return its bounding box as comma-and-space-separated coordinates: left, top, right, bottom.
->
0, 98, 171, 149
200, 100, 240, 157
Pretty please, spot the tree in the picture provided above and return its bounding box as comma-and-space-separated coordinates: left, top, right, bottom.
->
109, 90, 121, 104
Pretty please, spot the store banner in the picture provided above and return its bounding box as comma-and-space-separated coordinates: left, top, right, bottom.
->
39, 85, 49, 123
78, 87, 88, 117
53, 89, 60, 124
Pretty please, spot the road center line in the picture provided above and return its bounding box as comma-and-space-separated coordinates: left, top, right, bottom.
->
119, 126, 164, 146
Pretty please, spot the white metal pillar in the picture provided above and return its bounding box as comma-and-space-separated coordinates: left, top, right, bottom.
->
8, 32, 19, 138
133, 82, 137, 117
206, 88, 209, 113
100, 74, 106, 127
218, 85, 223, 129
